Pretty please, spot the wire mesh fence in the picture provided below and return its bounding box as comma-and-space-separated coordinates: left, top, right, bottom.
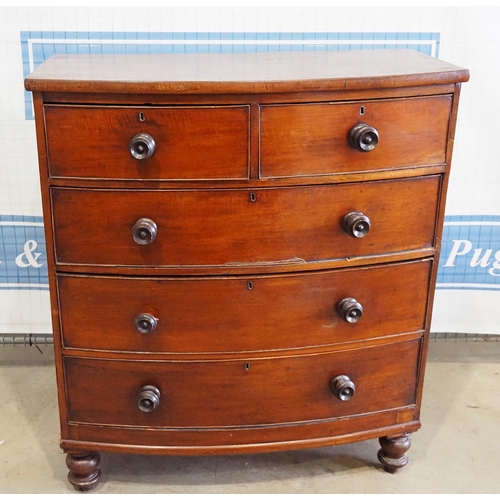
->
1, 332, 499, 347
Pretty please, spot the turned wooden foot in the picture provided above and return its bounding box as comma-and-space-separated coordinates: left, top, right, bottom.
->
66, 452, 101, 491
377, 433, 411, 473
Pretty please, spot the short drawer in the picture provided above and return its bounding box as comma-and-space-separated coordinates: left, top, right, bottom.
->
64, 339, 420, 428
58, 260, 431, 353
260, 95, 451, 178
44, 105, 250, 180
51, 176, 440, 269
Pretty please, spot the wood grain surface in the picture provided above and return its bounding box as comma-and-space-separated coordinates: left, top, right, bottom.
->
45, 104, 250, 180
51, 176, 440, 270
64, 338, 420, 428
24, 50, 469, 94
58, 259, 431, 353
260, 95, 451, 177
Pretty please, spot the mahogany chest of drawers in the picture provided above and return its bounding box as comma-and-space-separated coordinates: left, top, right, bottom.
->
25, 49, 469, 491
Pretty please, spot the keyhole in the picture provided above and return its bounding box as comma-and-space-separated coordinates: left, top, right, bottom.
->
139, 112, 146, 122
250, 192, 257, 202
360, 106, 365, 115
247, 281, 254, 290
244, 363, 251, 371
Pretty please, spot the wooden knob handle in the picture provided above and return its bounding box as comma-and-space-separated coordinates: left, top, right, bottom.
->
129, 133, 155, 160
348, 123, 379, 152
134, 313, 158, 334
137, 385, 160, 412
342, 211, 371, 238
132, 218, 157, 245
337, 297, 363, 323
330, 375, 356, 401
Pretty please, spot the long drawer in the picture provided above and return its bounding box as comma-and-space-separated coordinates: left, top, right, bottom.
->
64, 339, 420, 428
260, 95, 451, 178
44, 105, 250, 180
58, 260, 431, 353
51, 176, 440, 269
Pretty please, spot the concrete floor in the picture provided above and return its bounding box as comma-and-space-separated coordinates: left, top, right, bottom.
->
0, 340, 499, 494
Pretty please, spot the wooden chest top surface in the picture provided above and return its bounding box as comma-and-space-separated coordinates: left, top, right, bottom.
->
24, 49, 469, 94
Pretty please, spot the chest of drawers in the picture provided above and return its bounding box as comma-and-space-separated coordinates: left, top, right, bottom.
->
25, 49, 469, 491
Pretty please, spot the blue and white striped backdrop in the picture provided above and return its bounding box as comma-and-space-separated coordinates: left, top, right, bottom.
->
3, 213, 499, 291
438, 216, 500, 291
0, 215, 47, 291
20, 31, 440, 119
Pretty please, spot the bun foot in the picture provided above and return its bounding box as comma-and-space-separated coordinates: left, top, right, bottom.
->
66, 452, 101, 491
377, 433, 411, 473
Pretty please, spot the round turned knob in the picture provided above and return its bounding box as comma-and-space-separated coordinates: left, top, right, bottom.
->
129, 133, 156, 160
348, 123, 379, 152
132, 218, 157, 245
337, 297, 363, 323
135, 313, 158, 334
137, 385, 160, 413
342, 211, 371, 238
330, 375, 356, 401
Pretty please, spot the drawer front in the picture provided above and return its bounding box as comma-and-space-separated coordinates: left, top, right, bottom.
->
44, 105, 250, 180
51, 176, 440, 268
58, 260, 431, 353
260, 96, 451, 178
64, 339, 420, 427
